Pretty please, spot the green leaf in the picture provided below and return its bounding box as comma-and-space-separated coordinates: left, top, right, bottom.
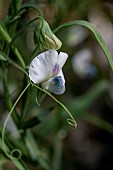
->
25, 130, 53, 170
0, 51, 7, 61
68, 80, 109, 117
54, 20, 113, 72
25, 130, 40, 160
52, 135, 62, 170
19, 3, 42, 15
8, 136, 29, 157
12, 159, 29, 170
10, 16, 40, 45
84, 113, 113, 135
0, 137, 29, 170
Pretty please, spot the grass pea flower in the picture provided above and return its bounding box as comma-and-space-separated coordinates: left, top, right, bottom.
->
29, 50, 68, 94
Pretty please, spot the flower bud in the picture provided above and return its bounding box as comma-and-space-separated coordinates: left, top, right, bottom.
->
34, 18, 62, 50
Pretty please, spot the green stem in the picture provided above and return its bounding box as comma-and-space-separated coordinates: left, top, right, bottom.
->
0, 24, 26, 69
18, 4, 42, 16
16, 0, 23, 10
2, 83, 30, 160
11, 46, 26, 69
31, 82, 77, 128
2, 62, 18, 124
0, 24, 11, 42
52, 135, 62, 170
8, 58, 28, 76
20, 76, 31, 123
10, 16, 43, 45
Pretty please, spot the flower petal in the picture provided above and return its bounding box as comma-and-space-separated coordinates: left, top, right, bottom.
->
57, 52, 68, 68
29, 50, 68, 86
29, 50, 58, 84
42, 70, 66, 95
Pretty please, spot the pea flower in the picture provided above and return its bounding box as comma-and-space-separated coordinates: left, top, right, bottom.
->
34, 18, 62, 50
29, 50, 68, 95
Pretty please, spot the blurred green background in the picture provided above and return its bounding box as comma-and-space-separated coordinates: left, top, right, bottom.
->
1, 0, 113, 170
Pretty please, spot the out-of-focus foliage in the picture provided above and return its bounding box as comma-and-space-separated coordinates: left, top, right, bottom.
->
0, 0, 113, 170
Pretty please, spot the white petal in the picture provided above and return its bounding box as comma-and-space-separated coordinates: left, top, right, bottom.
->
57, 52, 68, 68
29, 50, 58, 84
42, 70, 66, 95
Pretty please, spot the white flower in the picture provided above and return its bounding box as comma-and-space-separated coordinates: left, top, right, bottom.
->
29, 49, 68, 94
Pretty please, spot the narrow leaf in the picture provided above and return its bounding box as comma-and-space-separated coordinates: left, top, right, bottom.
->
54, 20, 113, 72
84, 113, 113, 135
68, 80, 109, 116
12, 159, 29, 170
0, 51, 7, 61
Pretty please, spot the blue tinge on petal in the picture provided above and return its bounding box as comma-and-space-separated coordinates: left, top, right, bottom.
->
48, 76, 65, 95
52, 63, 60, 75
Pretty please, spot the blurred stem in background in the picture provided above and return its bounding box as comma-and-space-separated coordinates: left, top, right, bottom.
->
2, 62, 18, 125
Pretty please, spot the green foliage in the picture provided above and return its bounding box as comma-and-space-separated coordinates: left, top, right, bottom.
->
0, 0, 113, 170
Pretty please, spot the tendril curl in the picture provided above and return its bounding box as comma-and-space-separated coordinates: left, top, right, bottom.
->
2, 83, 30, 160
